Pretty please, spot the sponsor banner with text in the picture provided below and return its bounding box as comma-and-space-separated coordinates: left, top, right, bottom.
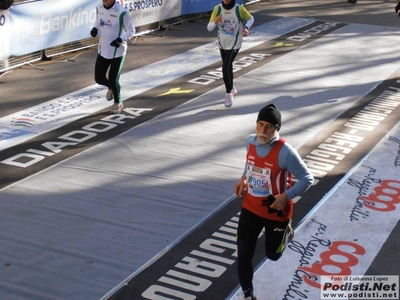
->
9, 0, 95, 56
119, 0, 180, 27
6, 0, 215, 59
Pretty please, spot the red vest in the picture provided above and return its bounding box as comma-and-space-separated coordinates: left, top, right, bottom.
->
242, 138, 293, 221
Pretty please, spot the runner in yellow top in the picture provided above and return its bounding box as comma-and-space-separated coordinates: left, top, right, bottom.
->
207, 0, 254, 107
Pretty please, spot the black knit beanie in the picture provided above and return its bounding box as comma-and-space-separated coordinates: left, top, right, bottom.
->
257, 104, 281, 131
222, 0, 236, 10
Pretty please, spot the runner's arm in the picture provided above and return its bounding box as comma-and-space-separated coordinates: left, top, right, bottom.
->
240, 6, 254, 29
279, 144, 314, 200
120, 12, 135, 41
207, 6, 220, 31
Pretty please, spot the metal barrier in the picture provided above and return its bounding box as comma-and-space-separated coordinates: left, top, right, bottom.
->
0, 51, 42, 74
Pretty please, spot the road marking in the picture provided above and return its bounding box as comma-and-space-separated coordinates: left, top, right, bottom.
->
157, 87, 195, 96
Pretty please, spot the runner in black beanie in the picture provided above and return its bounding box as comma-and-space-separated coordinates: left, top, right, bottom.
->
233, 103, 313, 300
257, 104, 282, 131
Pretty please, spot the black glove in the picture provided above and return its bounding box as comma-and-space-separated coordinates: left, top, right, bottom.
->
110, 37, 122, 48
396, 2, 400, 17
262, 195, 284, 217
90, 27, 98, 37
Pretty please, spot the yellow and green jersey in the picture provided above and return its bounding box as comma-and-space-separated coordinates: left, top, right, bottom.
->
209, 4, 254, 50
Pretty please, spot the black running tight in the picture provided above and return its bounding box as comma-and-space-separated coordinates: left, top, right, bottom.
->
94, 54, 125, 103
220, 49, 239, 94
237, 208, 290, 296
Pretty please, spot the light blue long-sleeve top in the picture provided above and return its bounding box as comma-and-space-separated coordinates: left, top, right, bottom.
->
242, 133, 314, 200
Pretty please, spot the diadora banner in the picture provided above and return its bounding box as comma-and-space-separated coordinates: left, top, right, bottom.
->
2, 0, 229, 60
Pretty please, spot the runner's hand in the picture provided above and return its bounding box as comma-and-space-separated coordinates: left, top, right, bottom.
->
242, 27, 249, 37
269, 193, 289, 211
214, 15, 222, 24
110, 37, 122, 48
262, 195, 285, 217
90, 27, 98, 37
234, 177, 246, 198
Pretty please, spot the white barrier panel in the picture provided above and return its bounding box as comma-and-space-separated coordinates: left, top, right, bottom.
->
7, 0, 185, 58
0, 8, 10, 61
120, 0, 180, 27
9, 0, 96, 57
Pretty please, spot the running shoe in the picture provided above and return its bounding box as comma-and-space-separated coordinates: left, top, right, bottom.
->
106, 89, 114, 101
232, 87, 238, 95
111, 103, 123, 114
245, 296, 257, 300
284, 220, 294, 248
224, 93, 233, 107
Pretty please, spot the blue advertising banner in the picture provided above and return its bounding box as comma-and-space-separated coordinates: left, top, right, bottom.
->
9, 0, 96, 57
7, 0, 183, 58
181, 0, 244, 15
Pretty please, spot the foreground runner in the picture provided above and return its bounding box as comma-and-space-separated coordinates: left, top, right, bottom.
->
233, 104, 314, 300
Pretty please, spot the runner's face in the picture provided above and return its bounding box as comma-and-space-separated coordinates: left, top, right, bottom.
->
256, 121, 277, 145
222, 0, 233, 4
102, 0, 115, 7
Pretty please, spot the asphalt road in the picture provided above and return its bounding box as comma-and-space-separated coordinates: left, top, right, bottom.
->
0, 1, 399, 299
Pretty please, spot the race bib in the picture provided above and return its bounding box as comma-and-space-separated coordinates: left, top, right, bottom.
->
221, 19, 236, 36
246, 163, 272, 198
